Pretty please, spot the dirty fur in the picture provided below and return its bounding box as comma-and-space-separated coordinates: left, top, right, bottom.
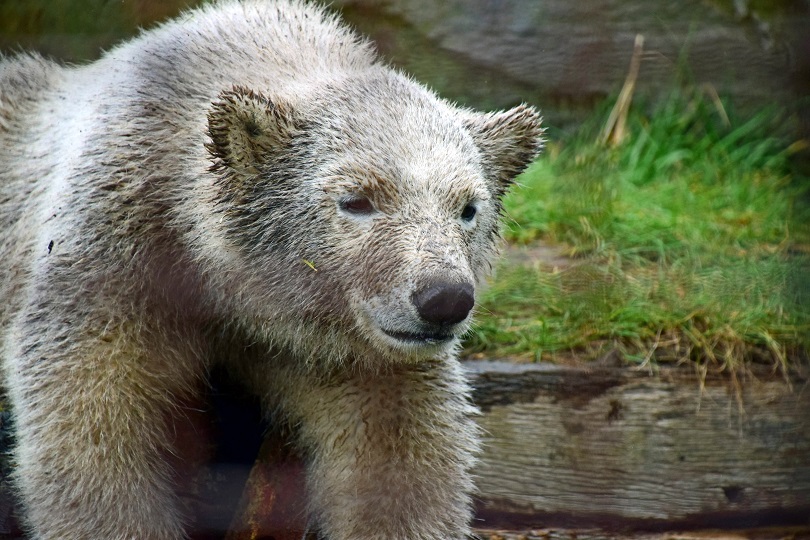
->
0, 1, 544, 538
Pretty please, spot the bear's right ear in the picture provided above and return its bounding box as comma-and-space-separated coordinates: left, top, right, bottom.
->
462, 104, 544, 197
206, 86, 299, 175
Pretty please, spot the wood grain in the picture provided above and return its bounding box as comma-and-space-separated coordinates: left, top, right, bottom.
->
2, 360, 809, 536
467, 360, 810, 530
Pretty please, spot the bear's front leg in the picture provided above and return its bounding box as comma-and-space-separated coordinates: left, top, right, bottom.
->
284, 359, 480, 540
5, 307, 202, 540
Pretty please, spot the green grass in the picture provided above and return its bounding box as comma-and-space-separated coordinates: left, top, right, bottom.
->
465, 88, 810, 369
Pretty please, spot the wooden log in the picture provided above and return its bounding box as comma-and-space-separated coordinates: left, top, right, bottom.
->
2, 359, 809, 537
333, 0, 806, 118
467, 360, 810, 531
472, 526, 810, 540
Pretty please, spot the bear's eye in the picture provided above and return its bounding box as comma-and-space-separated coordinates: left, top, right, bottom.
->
339, 196, 376, 216
460, 203, 477, 222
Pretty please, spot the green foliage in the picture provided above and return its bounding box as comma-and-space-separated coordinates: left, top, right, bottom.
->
467, 88, 809, 368
0, 0, 193, 62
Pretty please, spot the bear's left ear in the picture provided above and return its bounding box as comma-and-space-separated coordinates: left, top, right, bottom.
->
206, 86, 300, 175
463, 104, 544, 195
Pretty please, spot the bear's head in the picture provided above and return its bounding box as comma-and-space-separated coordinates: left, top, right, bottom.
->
205, 73, 543, 366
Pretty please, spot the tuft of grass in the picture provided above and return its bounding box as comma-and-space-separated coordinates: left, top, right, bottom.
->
466, 88, 810, 369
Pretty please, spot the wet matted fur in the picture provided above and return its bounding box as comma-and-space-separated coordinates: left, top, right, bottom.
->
0, 1, 544, 538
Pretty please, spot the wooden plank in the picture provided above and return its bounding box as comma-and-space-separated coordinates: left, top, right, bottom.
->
2, 360, 809, 536
467, 360, 810, 530
473, 526, 810, 540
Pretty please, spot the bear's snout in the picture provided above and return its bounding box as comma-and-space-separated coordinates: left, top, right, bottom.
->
411, 281, 475, 326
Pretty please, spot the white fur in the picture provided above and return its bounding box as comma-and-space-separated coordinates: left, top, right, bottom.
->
0, 1, 543, 538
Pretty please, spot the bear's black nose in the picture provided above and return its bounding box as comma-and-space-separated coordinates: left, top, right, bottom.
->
412, 281, 475, 326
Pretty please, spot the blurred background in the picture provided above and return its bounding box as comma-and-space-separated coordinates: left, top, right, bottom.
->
1, 0, 809, 135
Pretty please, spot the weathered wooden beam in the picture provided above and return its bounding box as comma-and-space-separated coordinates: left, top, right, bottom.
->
472, 526, 810, 540
467, 360, 810, 531
2, 359, 809, 538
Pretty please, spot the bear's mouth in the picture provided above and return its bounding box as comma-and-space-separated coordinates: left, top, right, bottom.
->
380, 327, 454, 345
